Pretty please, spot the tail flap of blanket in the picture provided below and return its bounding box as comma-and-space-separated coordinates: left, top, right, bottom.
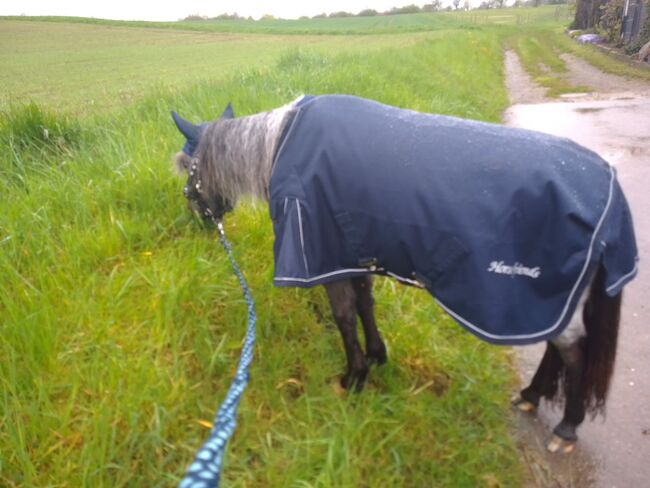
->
600, 184, 639, 297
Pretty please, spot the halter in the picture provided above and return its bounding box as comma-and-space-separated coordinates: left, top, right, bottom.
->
183, 159, 232, 224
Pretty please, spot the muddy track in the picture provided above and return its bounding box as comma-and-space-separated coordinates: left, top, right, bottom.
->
505, 49, 650, 105
504, 50, 549, 105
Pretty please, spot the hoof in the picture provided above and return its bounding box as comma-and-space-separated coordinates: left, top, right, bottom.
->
366, 350, 387, 366
366, 341, 387, 366
511, 394, 536, 413
340, 369, 368, 393
546, 434, 576, 454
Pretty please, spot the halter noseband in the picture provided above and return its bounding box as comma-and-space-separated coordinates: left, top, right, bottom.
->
183, 159, 232, 225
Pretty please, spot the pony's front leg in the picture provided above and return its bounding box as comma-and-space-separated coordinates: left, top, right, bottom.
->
325, 280, 369, 391
352, 276, 387, 365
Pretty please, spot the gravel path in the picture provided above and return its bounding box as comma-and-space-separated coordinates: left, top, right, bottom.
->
504, 50, 549, 104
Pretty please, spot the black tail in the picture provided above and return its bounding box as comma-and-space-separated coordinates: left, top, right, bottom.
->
533, 264, 622, 415
582, 264, 622, 416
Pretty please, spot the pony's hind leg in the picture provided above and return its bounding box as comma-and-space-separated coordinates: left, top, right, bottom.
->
546, 336, 587, 453
545, 289, 589, 453
325, 279, 369, 391
514, 288, 589, 453
351, 275, 387, 365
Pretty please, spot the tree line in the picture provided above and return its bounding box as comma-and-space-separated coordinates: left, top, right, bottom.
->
183, 0, 569, 22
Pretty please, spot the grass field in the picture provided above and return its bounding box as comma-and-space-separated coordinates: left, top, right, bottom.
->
0, 20, 433, 116
3, 7, 570, 35
1, 8, 647, 487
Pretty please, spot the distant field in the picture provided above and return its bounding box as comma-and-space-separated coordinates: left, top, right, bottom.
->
0, 20, 433, 115
0, 6, 572, 116
2, 7, 570, 34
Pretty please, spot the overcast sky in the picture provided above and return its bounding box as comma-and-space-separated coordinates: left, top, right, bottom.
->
1, 1, 443, 21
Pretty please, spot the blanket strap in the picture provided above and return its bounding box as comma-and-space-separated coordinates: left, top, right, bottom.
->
178, 221, 257, 488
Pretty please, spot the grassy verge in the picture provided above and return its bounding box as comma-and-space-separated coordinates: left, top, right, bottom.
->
554, 29, 650, 81
0, 31, 522, 486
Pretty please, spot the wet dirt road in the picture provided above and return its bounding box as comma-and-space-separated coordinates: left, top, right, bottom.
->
503, 51, 650, 487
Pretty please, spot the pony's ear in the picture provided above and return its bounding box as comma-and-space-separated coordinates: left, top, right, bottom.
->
221, 102, 235, 119
172, 111, 203, 155
171, 111, 200, 141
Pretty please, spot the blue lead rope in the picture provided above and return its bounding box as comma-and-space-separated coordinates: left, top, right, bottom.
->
179, 222, 256, 488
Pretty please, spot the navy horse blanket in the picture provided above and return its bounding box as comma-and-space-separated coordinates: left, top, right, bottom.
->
269, 95, 638, 345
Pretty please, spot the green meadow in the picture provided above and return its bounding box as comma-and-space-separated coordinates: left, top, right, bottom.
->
1, 8, 645, 486
4, 7, 567, 35
0, 20, 432, 116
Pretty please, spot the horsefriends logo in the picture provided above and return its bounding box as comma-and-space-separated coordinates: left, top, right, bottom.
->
487, 260, 541, 279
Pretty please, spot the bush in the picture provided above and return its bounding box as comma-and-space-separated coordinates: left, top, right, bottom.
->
389, 4, 422, 14
598, 0, 625, 44
624, 42, 641, 54
357, 9, 378, 16
328, 11, 353, 18
182, 14, 206, 21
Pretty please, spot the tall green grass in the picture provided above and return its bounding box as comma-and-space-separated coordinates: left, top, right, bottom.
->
0, 31, 523, 486
1, 103, 80, 153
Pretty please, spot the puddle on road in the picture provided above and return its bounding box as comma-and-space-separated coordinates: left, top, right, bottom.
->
505, 97, 650, 167
504, 97, 650, 176
575, 106, 606, 114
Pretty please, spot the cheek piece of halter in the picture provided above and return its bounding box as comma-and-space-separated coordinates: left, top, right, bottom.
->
183, 158, 233, 231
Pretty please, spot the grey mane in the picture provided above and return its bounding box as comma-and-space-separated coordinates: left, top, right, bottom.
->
189, 98, 301, 206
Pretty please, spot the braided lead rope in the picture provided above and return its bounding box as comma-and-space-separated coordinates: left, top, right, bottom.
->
179, 221, 256, 488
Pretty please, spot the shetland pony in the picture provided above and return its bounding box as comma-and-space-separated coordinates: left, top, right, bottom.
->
170, 95, 637, 453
